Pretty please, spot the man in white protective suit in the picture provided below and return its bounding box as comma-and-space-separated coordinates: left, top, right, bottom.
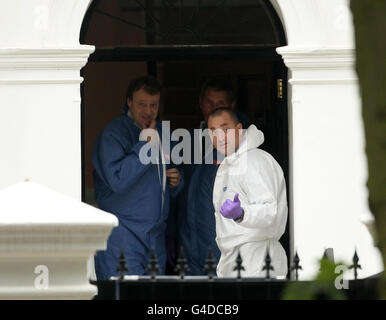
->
207, 107, 288, 278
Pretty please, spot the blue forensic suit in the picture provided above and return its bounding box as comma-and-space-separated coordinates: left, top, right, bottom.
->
92, 106, 183, 280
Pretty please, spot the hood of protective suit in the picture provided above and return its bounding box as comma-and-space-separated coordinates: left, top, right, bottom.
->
212, 123, 288, 277
224, 124, 264, 164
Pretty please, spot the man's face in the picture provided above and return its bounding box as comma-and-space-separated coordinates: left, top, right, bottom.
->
200, 88, 234, 122
208, 112, 243, 156
127, 87, 160, 129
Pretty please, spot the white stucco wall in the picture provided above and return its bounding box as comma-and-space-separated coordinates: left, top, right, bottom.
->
0, 0, 383, 284
273, 0, 383, 279
0, 0, 94, 198
0, 1, 107, 299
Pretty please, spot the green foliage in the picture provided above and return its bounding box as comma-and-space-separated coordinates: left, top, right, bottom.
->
350, 0, 386, 299
281, 258, 347, 300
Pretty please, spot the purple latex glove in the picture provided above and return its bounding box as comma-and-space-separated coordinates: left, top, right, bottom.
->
220, 193, 243, 220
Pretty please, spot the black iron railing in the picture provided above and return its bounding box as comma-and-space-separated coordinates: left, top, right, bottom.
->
90, 248, 380, 300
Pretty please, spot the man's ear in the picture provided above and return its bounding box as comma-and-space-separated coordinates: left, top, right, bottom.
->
236, 122, 243, 130
127, 98, 132, 108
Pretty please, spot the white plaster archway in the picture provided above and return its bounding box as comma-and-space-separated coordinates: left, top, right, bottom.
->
0, 0, 383, 281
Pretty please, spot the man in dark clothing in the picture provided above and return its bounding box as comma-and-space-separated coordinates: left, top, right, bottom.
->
168, 78, 249, 275
93, 76, 183, 280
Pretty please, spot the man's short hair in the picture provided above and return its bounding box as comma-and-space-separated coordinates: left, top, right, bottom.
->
207, 107, 240, 125
199, 78, 235, 105
126, 75, 162, 101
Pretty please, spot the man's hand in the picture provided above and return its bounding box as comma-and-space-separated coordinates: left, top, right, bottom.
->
139, 119, 159, 144
166, 168, 181, 188
145, 119, 157, 142
147, 119, 156, 129
220, 193, 243, 220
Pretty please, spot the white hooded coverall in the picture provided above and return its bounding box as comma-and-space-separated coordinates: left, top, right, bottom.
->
213, 125, 288, 277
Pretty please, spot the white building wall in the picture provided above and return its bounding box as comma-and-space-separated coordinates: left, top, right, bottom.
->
0, 0, 383, 285
0, 1, 112, 299
0, 1, 94, 198
274, 0, 383, 279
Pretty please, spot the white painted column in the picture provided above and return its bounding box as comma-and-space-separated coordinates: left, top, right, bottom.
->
0, 0, 115, 299
0, 0, 94, 198
0, 47, 94, 198
277, 46, 384, 279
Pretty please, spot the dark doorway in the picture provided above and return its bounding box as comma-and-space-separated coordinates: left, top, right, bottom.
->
80, 0, 289, 277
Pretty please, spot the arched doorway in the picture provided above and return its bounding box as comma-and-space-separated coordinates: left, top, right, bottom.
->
80, 0, 289, 276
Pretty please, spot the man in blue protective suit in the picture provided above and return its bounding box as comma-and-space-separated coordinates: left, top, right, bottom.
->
169, 78, 249, 275
92, 75, 183, 280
